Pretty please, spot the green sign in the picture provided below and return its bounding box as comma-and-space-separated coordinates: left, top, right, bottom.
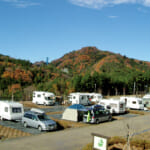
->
92, 133, 109, 150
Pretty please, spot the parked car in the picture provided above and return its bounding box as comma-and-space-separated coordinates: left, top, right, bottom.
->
22, 108, 57, 131
83, 106, 112, 124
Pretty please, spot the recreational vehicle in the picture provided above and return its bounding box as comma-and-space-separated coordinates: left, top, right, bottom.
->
32, 91, 55, 106
99, 99, 126, 114
120, 97, 144, 110
88, 93, 103, 103
68, 93, 91, 105
0, 101, 24, 121
143, 93, 150, 107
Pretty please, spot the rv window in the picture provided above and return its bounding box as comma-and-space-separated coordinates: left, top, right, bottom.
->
139, 101, 142, 104
120, 104, 124, 108
5, 107, 8, 112
37, 94, 41, 98
132, 101, 136, 104
110, 103, 117, 108
107, 105, 111, 109
12, 107, 22, 113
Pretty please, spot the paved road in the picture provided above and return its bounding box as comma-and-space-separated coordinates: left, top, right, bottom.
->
1, 114, 150, 150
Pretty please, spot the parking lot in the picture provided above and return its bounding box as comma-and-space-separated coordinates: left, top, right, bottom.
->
0, 101, 149, 140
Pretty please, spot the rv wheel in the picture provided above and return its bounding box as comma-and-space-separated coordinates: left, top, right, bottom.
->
24, 122, 28, 128
38, 125, 42, 131
0, 117, 4, 121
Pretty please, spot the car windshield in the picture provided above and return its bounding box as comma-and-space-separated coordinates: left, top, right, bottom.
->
37, 114, 50, 121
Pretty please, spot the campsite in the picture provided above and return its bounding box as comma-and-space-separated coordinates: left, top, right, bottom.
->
0, 96, 149, 139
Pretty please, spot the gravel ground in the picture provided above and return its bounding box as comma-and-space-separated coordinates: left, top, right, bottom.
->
0, 105, 144, 135
0, 120, 41, 134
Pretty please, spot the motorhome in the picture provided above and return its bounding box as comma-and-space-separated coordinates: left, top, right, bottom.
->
99, 99, 126, 114
88, 93, 103, 103
143, 93, 150, 107
0, 101, 24, 121
68, 93, 91, 105
120, 96, 144, 110
32, 91, 55, 106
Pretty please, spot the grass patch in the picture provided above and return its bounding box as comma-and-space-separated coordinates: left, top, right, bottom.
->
46, 111, 63, 115
82, 136, 150, 150
127, 109, 147, 115
0, 125, 31, 140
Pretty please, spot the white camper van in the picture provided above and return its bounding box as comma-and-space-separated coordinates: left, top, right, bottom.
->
99, 99, 126, 114
32, 91, 55, 106
68, 93, 91, 105
120, 97, 144, 110
88, 93, 103, 103
0, 101, 24, 121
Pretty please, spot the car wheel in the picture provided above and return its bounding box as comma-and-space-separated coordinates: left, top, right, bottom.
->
24, 122, 28, 128
38, 125, 42, 131
108, 116, 112, 121
96, 119, 99, 124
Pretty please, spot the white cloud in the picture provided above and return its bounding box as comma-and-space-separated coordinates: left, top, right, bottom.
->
69, 0, 150, 9
1, 0, 40, 8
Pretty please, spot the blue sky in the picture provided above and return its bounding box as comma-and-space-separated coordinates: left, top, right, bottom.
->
0, 0, 150, 63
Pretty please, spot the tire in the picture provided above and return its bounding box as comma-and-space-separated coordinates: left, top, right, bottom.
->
44, 102, 46, 106
38, 125, 42, 131
96, 119, 99, 124
0, 117, 4, 121
24, 122, 28, 128
108, 116, 112, 121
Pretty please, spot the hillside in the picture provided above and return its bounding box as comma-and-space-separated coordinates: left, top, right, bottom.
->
1, 46, 150, 98
51, 46, 150, 74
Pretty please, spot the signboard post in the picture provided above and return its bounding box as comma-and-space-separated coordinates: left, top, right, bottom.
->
92, 133, 109, 150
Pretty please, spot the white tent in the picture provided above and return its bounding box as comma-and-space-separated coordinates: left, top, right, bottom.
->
62, 108, 78, 122
62, 104, 86, 122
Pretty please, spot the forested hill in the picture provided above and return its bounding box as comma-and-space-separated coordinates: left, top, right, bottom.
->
1, 47, 150, 99
51, 47, 150, 74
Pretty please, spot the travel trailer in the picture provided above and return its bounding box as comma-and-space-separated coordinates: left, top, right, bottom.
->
0, 101, 24, 121
32, 91, 55, 106
68, 93, 91, 105
88, 93, 103, 103
143, 93, 150, 107
99, 99, 126, 114
120, 96, 144, 110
